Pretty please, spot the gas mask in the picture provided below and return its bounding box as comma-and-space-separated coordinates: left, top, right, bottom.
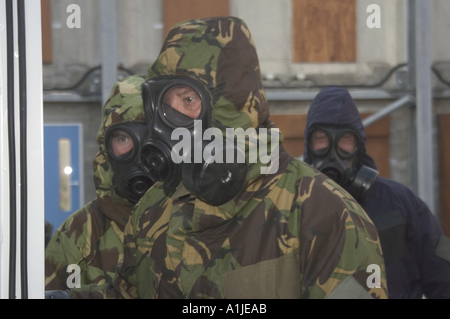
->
307, 125, 379, 204
105, 122, 155, 203
140, 76, 247, 206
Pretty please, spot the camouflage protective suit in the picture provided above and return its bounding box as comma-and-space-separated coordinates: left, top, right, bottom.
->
45, 75, 147, 290
73, 16, 387, 299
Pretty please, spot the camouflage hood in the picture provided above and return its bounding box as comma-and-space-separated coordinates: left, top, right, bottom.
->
146, 16, 282, 182
93, 75, 147, 230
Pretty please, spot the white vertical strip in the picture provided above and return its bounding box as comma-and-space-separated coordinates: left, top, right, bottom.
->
0, 0, 11, 300
24, 0, 44, 299
13, 0, 21, 299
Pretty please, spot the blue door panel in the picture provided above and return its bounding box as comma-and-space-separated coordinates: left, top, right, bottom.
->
44, 125, 81, 237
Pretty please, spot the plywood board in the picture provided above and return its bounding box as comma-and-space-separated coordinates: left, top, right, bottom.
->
163, 0, 229, 36
439, 114, 450, 237
292, 0, 356, 62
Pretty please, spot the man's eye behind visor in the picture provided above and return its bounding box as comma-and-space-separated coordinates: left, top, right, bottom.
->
109, 130, 135, 161
141, 77, 209, 129
337, 132, 358, 157
310, 129, 330, 155
105, 123, 149, 163
162, 85, 202, 126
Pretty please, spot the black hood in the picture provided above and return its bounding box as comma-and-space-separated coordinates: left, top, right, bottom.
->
303, 87, 377, 170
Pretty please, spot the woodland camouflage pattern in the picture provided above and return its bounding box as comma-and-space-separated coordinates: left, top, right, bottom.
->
45, 75, 147, 290
72, 16, 387, 299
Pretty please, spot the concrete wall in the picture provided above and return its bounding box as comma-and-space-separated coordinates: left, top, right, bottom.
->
44, 0, 100, 89
44, 0, 163, 88
432, 0, 450, 62
44, 0, 450, 85
230, 0, 407, 79
230, 0, 292, 75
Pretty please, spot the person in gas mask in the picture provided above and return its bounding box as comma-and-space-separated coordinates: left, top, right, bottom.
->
303, 87, 450, 299
45, 75, 154, 290
69, 16, 387, 299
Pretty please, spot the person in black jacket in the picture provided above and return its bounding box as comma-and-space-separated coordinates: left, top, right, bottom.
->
303, 87, 450, 299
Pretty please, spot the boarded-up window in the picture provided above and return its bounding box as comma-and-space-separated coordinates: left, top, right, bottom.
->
292, 0, 357, 62
439, 114, 450, 237
269, 113, 390, 179
41, 0, 52, 64
163, 0, 229, 36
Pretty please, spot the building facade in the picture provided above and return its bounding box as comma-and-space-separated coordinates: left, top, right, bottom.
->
41, 0, 450, 235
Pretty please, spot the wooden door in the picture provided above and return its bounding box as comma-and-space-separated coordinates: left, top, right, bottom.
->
439, 114, 450, 237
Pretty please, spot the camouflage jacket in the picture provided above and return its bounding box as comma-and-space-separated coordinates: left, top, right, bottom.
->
72, 16, 387, 299
45, 75, 147, 290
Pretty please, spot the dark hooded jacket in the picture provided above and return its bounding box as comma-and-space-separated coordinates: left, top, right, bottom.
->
303, 87, 450, 299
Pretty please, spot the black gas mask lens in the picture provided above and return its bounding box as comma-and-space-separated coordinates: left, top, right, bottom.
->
108, 129, 135, 161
